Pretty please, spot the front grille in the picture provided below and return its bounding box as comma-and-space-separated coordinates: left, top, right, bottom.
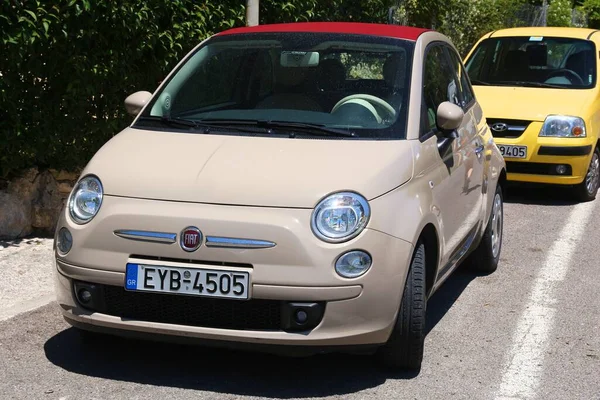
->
93, 284, 283, 331
506, 161, 572, 176
487, 118, 532, 138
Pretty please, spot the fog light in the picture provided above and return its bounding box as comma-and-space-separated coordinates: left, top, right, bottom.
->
77, 288, 92, 304
295, 310, 308, 324
556, 165, 568, 175
56, 227, 73, 255
335, 250, 372, 278
281, 302, 324, 331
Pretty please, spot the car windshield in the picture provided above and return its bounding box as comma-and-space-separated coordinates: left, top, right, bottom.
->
465, 36, 596, 89
134, 32, 414, 139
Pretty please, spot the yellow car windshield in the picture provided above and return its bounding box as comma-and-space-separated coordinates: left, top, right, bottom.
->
466, 36, 596, 89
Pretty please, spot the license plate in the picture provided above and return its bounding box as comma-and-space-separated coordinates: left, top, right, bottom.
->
498, 144, 527, 159
125, 263, 250, 300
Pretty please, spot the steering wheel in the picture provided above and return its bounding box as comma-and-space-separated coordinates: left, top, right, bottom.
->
545, 69, 584, 85
331, 94, 396, 122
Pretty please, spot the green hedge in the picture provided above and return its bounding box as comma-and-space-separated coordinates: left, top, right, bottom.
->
0, 0, 387, 178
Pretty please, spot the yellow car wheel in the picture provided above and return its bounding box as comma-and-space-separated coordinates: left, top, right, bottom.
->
575, 147, 600, 202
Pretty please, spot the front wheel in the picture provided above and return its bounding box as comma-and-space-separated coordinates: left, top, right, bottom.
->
464, 182, 503, 274
376, 242, 427, 370
574, 147, 599, 202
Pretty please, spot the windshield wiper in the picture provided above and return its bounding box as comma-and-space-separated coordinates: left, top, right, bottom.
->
469, 79, 490, 85
492, 81, 564, 89
137, 115, 206, 129
513, 81, 565, 89
200, 118, 357, 138
137, 116, 247, 133
160, 116, 202, 128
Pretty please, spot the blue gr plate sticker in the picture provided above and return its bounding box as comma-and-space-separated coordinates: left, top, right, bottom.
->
125, 263, 139, 290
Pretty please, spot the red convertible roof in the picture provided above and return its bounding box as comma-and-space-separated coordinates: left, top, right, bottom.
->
216, 22, 430, 41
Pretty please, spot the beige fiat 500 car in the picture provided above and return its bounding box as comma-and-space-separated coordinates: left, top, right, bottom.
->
54, 22, 506, 370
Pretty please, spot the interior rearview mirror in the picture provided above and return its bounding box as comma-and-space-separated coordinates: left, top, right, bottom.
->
436, 101, 464, 134
124, 91, 153, 116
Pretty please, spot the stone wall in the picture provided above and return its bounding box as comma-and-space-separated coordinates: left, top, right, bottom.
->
0, 168, 80, 240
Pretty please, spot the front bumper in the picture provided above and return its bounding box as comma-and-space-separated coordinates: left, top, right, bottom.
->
495, 121, 595, 185
54, 195, 414, 347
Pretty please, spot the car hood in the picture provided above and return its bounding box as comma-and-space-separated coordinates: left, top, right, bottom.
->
82, 127, 415, 208
473, 85, 595, 121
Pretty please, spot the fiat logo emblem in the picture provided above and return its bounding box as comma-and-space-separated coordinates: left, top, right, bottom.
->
491, 122, 508, 132
180, 226, 202, 252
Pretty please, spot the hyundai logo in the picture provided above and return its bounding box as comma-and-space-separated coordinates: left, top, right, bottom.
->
180, 226, 202, 252
491, 122, 509, 132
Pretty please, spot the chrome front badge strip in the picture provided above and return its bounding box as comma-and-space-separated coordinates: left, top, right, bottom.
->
205, 236, 276, 249
114, 230, 177, 244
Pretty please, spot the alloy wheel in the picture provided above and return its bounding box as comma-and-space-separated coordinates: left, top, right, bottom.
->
585, 151, 600, 195
491, 193, 503, 259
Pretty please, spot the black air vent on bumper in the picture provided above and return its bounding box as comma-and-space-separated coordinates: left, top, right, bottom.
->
73, 282, 325, 332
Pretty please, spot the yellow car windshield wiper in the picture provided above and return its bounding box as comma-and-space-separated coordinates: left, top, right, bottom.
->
493, 80, 564, 89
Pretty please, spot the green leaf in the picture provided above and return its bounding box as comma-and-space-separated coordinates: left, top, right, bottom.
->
24, 10, 37, 21
43, 21, 49, 33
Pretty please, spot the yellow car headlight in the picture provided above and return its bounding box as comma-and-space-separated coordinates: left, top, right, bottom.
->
539, 115, 586, 138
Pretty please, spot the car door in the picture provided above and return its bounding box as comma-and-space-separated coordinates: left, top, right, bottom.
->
444, 45, 486, 242
420, 43, 484, 273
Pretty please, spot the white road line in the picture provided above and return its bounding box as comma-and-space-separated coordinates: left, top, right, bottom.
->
0, 294, 55, 322
495, 200, 597, 400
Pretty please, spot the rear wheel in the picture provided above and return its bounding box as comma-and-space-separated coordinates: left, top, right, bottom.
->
574, 147, 599, 202
464, 182, 503, 274
376, 242, 426, 371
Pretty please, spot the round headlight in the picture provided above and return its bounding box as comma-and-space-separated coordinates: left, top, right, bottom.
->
311, 192, 370, 243
69, 175, 103, 224
335, 250, 372, 278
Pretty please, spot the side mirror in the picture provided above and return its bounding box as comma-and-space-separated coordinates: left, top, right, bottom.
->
436, 101, 464, 135
124, 91, 152, 116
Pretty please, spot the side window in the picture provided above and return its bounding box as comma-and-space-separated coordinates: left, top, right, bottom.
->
446, 47, 475, 108
422, 45, 461, 134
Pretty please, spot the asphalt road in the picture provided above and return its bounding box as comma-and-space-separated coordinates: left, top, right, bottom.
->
1, 185, 599, 400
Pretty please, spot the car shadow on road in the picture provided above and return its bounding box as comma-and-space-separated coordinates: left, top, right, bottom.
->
426, 268, 480, 334
43, 270, 477, 397
503, 183, 581, 206
44, 328, 414, 397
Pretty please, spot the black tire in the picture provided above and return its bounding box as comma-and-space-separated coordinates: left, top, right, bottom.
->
377, 242, 427, 370
574, 147, 599, 202
465, 182, 503, 274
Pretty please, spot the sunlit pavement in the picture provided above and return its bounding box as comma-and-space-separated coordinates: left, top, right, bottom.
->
1, 185, 599, 400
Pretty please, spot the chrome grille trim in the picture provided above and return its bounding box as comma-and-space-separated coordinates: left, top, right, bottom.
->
487, 118, 532, 138
205, 236, 276, 249
114, 230, 177, 244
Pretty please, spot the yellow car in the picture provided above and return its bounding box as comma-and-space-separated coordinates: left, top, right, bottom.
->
464, 27, 600, 201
